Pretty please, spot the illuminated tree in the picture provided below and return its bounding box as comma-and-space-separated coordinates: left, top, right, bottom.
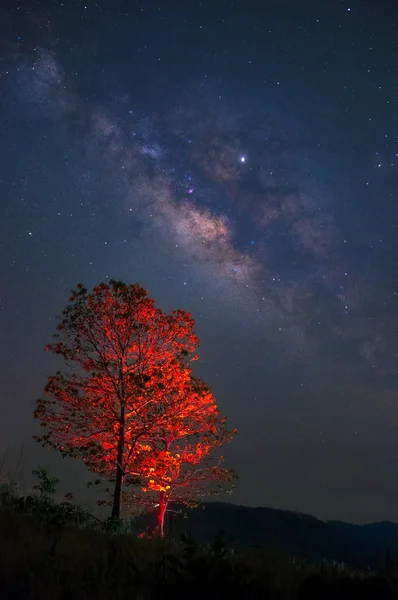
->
123, 362, 237, 537
34, 280, 198, 519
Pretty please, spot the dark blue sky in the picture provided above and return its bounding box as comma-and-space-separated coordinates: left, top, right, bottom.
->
1, 0, 398, 523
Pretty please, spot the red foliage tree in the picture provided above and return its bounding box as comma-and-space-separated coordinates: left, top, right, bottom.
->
122, 362, 237, 537
34, 280, 198, 518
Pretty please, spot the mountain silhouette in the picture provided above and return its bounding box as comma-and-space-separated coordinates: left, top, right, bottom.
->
136, 502, 398, 568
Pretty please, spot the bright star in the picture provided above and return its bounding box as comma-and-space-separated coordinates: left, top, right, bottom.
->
240, 156, 246, 163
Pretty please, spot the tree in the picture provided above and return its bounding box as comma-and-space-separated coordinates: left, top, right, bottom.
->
122, 362, 237, 537
34, 280, 198, 519
32, 466, 59, 501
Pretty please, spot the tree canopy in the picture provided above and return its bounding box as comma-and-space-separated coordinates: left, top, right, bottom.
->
34, 280, 236, 529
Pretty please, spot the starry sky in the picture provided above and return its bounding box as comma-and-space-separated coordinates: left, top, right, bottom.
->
1, 0, 398, 524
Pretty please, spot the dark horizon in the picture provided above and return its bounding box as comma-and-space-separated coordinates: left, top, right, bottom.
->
2, 0, 398, 525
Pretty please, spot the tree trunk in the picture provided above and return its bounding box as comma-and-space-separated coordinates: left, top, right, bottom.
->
112, 409, 125, 519
157, 491, 167, 538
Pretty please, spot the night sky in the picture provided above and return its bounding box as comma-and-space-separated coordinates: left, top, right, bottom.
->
1, 0, 398, 524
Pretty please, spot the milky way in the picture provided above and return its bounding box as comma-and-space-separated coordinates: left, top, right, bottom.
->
1, 0, 398, 523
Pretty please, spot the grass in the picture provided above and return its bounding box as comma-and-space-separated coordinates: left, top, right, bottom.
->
2, 506, 398, 599
1, 468, 397, 600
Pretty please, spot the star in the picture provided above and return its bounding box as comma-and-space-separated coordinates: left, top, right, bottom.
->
1, 0, 398, 526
